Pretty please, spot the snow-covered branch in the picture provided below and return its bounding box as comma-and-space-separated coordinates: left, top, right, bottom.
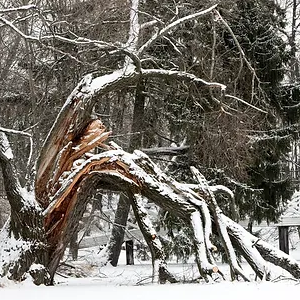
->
0, 126, 32, 138
0, 15, 140, 69
141, 68, 226, 90
140, 145, 189, 156
0, 15, 38, 41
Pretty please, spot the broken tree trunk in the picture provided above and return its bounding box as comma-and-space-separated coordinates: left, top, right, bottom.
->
2, 2, 292, 285
40, 138, 300, 282
3, 117, 300, 284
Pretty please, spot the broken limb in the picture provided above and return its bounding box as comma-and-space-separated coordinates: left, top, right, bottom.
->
190, 166, 250, 281
130, 193, 177, 283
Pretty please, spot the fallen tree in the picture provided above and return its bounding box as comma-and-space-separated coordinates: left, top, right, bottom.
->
1, 1, 300, 286
2, 119, 300, 284
2, 121, 300, 284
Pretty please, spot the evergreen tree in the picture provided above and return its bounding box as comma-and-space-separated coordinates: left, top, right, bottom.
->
229, 0, 293, 223
157, 0, 293, 229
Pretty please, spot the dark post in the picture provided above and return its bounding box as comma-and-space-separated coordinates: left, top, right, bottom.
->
278, 226, 289, 254
126, 240, 134, 265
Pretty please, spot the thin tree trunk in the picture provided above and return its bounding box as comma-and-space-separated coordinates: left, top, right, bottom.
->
107, 80, 146, 266
107, 193, 131, 266
291, 0, 300, 81
69, 231, 79, 261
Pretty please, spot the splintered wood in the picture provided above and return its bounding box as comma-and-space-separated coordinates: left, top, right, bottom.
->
51, 120, 111, 191
42, 119, 113, 241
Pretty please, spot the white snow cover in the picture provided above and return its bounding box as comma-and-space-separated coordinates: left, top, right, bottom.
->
1, 269, 300, 300
20, 189, 41, 212
0, 223, 32, 274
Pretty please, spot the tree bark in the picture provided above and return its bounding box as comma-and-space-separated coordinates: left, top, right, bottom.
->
3, 2, 295, 286
130, 193, 177, 283
46, 176, 100, 282
3, 127, 300, 283
0, 133, 50, 285
107, 193, 131, 266
60, 149, 300, 281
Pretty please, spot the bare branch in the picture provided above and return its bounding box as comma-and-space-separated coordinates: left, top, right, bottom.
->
140, 146, 189, 156
0, 12, 144, 73
0, 13, 143, 72
0, 126, 32, 138
0, 5, 36, 13
138, 4, 218, 56
225, 94, 268, 114
210, 14, 217, 81
213, 9, 266, 105
138, 10, 165, 27
213, 10, 255, 78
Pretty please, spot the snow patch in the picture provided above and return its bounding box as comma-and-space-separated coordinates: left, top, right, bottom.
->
0, 227, 32, 276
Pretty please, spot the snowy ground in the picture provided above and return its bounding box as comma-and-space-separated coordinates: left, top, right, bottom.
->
1, 226, 300, 299
1, 280, 300, 300
1, 253, 300, 300
1, 268, 300, 300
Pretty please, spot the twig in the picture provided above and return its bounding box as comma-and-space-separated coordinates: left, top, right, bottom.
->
135, 275, 157, 285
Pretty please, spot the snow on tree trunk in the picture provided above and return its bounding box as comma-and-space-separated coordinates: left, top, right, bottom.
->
0, 133, 50, 285
3, 108, 300, 284
130, 193, 177, 283
0, 64, 299, 285
40, 141, 300, 282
